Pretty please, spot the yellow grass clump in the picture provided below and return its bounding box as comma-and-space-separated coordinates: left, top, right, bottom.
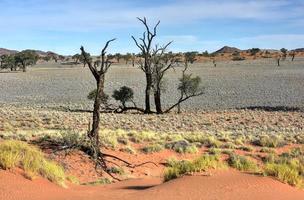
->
0, 140, 66, 186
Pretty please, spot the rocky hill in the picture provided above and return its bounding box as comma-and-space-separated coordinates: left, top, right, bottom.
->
0, 48, 18, 56
213, 46, 241, 54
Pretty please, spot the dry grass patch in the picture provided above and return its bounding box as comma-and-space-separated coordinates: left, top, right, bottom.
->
164, 154, 226, 181
0, 140, 66, 186
228, 154, 259, 173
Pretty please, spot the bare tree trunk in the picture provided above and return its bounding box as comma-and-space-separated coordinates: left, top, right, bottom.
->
154, 85, 162, 114
89, 75, 105, 144
145, 73, 152, 113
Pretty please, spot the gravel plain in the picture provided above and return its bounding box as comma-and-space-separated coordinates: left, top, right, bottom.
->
0, 58, 303, 111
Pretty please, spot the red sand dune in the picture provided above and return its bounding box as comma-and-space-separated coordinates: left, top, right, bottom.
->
1, 170, 304, 200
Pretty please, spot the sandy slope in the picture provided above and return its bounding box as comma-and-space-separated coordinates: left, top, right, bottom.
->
1, 170, 303, 200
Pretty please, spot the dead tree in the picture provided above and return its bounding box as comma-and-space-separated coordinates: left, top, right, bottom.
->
80, 39, 116, 150
290, 51, 296, 62
151, 43, 179, 114
277, 55, 281, 67
132, 17, 160, 113
212, 58, 217, 67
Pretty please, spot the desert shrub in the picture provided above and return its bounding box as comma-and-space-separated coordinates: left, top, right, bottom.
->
228, 154, 259, 172
87, 89, 109, 104
99, 129, 130, 149
262, 153, 277, 163
60, 131, 85, 149
221, 142, 237, 149
142, 144, 164, 154
129, 131, 159, 143
100, 134, 118, 149
232, 56, 245, 61
237, 145, 254, 152
176, 144, 198, 154
222, 149, 234, 156
252, 134, 284, 148
164, 154, 225, 181
0, 140, 65, 186
165, 140, 198, 154
260, 147, 276, 154
202, 136, 222, 148
112, 86, 134, 107
208, 147, 221, 155
120, 146, 136, 154
264, 163, 302, 187
234, 137, 245, 146
217, 132, 232, 142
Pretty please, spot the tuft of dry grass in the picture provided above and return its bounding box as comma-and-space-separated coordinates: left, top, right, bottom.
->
164, 154, 226, 181
0, 140, 66, 186
228, 154, 259, 173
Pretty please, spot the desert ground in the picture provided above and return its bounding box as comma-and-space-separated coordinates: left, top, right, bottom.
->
1, 57, 304, 110
1, 58, 304, 200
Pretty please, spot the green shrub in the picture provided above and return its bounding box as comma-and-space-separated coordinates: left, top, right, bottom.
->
237, 145, 254, 152
260, 147, 276, 154
208, 147, 221, 155
142, 144, 164, 154
264, 163, 303, 187
253, 135, 284, 148
164, 154, 225, 181
228, 154, 259, 172
0, 140, 65, 186
165, 140, 198, 154
120, 146, 136, 154
202, 136, 222, 148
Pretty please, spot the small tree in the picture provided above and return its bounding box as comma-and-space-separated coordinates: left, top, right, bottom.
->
112, 86, 134, 108
114, 53, 122, 63
87, 89, 109, 105
15, 50, 39, 72
72, 54, 81, 64
280, 48, 288, 61
80, 52, 91, 67
0, 55, 16, 71
276, 55, 281, 67
249, 48, 260, 56
165, 65, 204, 113
184, 52, 197, 65
202, 51, 209, 57
290, 51, 296, 62
123, 53, 132, 64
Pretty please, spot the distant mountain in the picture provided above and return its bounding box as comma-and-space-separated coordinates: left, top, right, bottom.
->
0, 48, 61, 57
213, 46, 241, 54
292, 48, 304, 52
23, 49, 59, 57
0, 48, 18, 56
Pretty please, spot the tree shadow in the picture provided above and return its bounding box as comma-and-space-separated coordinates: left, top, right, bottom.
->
238, 106, 302, 112
121, 185, 157, 190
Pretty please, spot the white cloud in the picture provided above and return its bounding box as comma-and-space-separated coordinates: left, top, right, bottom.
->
0, 0, 303, 31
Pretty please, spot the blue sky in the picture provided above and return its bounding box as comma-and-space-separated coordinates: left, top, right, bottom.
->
0, 0, 303, 55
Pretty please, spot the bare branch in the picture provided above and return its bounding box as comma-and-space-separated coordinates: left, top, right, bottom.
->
80, 46, 98, 80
